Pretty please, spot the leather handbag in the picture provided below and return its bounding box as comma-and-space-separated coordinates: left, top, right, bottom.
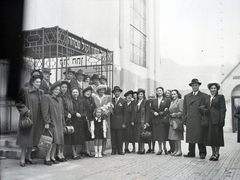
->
63, 126, 75, 134
38, 129, 53, 151
140, 129, 152, 139
173, 118, 183, 131
19, 115, 33, 129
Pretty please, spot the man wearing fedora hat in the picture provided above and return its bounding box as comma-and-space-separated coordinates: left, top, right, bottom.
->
91, 74, 100, 95
183, 78, 208, 159
63, 67, 78, 90
111, 86, 126, 155
100, 75, 111, 95
40, 68, 52, 94
75, 69, 88, 96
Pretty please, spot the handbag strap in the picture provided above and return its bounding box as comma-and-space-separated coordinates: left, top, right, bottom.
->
42, 128, 53, 137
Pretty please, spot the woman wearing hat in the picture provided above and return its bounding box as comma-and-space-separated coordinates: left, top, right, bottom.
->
70, 87, 87, 159
24, 69, 42, 87
93, 84, 112, 155
40, 81, 65, 166
123, 90, 135, 153
132, 88, 146, 154
80, 86, 96, 157
57, 81, 74, 162
16, 75, 44, 167
200, 82, 226, 161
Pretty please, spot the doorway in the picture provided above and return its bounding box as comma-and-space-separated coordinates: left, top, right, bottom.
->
231, 84, 240, 132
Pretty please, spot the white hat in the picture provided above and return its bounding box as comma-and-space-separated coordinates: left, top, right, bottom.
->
96, 84, 107, 92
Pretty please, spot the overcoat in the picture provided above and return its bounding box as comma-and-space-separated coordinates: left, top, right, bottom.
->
41, 94, 65, 145
123, 100, 134, 142
183, 91, 207, 143
111, 97, 126, 129
145, 99, 153, 124
234, 106, 240, 143
202, 94, 226, 146
16, 86, 44, 147
151, 97, 171, 141
39, 79, 52, 94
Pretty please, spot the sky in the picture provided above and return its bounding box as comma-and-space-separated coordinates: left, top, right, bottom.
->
159, 0, 240, 66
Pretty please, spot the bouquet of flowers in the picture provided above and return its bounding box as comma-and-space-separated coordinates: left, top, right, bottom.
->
100, 102, 114, 116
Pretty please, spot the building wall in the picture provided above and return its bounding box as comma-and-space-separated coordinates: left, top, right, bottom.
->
221, 64, 240, 132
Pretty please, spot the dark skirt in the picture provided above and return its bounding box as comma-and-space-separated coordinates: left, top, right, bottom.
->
133, 123, 142, 143
204, 123, 224, 146
64, 134, 72, 145
94, 121, 104, 139
71, 118, 85, 145
123, 123, 134, 143
153, 123, 169, 142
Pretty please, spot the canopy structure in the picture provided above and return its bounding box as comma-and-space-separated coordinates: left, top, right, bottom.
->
22, 26, 113, 86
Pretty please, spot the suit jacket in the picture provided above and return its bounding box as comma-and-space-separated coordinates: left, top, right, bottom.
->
151, 97, 171, 124
132, 99, 146, 124
203, 94, 226, 125
111, 97, 125, 129
183, 91, 207, 143
39, 79, 52, 94
123, 100, 134, 126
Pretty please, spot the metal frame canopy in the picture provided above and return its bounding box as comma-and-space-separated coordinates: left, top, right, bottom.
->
22, 26, 113, 86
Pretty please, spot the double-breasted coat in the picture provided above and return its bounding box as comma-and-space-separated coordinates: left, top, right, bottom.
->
41, 94, 65, 145
123, 101, 134, 142
16, 86, 44, 147
202, 94, 226, 146
183, 91, 207, 144
111, 97, 126, 129
132, 99, 146, 142
151, 97, 171, 141
93, 94, 112, 138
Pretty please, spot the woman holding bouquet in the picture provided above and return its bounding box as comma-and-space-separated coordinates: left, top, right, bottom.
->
93, 84, 112, 155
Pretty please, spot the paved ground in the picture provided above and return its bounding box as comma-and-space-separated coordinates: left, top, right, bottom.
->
1, 132, 240, 180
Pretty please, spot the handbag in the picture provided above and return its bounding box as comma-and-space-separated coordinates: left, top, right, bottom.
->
172, 118, 183, 131
140, 129, 152, 139
19, 115, 33, 129
162, 114, 170, 126
38, 129, 53, 151
201, 112, 209, 127
63, 126, 74, 134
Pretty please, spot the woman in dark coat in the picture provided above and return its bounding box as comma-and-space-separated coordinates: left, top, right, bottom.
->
41, 81, 65, 166
234, 106, 240, 143
132, 89, 146, 154
71, 87, 86, 159
16, 75, 44, 167
57, 80, 74, 162
81, 86, 96, 157
123, 90, 135, 153
151, 87, 171, 155
200, 82, 226, 161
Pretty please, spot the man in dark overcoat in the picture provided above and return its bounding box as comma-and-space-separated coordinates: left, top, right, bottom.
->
110, 86, 126, 155
40, 68, 52, 94
183, 78, 208, 159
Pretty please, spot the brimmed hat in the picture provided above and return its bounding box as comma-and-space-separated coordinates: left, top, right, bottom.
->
124, 90, 134, 97
112, 86, 123, 93
30, 69, 42, 76
91, 74, 100, 80
82, 86, 93, 94
29, 74, 43, 85
63, 67, 75, 75
207, 82, 220, 90
137, 88, 145, 94
50, 81, 61, 91
133, 91, 138, 95
100, 75, 107, 81
61, 80, 71, 90
75, 69, 85, 77
189, 78, 202, 86
43, 68, 52, 75
71, 86, 79, 93
96, 84, 107, 92
84, 74, 91, 81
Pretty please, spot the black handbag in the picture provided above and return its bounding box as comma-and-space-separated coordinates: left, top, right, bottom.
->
19, 115, 33, 129
172, 118, 183, 131
201, 113, 209, 127
140, 129, 152, 139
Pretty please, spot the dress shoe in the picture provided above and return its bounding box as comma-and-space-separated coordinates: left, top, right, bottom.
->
174, 152, 182, 157
111, 151, 116, 155
51, 159, 59, 164
164, 150, 168, 155
25, 159, 35, 164
102, 152, 107, 156
20, 161, 26, 167
168, 150, 173, 154
125, 149, 131, 153
156, 150, 162, 155
63, 157, 67, 161
73, 155, 79, 160
118, 152, 125, 155
85, 152, 93, 157
146, 149, 151, 153
171, 152, 177, 156
209, 155, 215, 161
44, 160, 53, 166
56, 156, 64, 162
183, 154, 195, 158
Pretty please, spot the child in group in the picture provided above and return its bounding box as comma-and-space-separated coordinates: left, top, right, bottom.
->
90, 108, 107, 158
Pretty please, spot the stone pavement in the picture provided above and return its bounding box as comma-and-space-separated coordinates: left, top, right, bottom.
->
1, 133, 240, 180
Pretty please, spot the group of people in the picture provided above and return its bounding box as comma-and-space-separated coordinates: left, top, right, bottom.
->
16, 67, 227, 168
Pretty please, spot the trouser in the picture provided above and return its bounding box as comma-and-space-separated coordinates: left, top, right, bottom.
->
188, 143, 207, 156
111, 129, 123, 153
